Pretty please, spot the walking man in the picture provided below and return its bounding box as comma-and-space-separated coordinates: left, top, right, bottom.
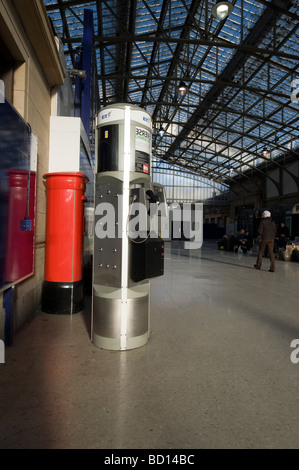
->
254, 210, 276, 272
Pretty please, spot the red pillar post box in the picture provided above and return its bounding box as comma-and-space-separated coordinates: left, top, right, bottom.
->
41, 172, 89, 314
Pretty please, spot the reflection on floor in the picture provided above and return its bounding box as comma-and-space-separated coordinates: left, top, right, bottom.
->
1, 240, 299, 449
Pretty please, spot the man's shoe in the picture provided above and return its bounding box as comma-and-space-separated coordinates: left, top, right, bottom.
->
254, 264, 260, 270
268, 269, 275, 272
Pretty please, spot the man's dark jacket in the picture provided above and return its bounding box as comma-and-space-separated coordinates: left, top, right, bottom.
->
258, 217, 276, 241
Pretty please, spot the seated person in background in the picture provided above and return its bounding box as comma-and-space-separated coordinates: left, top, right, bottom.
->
218, 233, 229, 250
239, 230, 253, 254
228, 231, 235, 251
275, 222, 290, 250
234, 229, 245, 252
218, 231, 236, 251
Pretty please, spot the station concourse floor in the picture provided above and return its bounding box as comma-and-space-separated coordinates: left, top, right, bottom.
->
1, 239, 299, 450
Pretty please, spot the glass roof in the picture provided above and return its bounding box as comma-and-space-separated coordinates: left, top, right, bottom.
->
43, 0, 299, 188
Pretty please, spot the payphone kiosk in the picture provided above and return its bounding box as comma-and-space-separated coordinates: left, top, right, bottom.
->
92, 104, 166, 350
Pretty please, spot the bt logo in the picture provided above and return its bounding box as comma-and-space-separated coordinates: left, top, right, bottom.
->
101, 111, 112, 120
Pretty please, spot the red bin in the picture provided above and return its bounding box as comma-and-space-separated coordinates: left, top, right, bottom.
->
41, 172, 89, 314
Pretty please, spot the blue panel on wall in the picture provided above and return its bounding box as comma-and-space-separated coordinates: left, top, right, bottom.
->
81, 9, 94, 140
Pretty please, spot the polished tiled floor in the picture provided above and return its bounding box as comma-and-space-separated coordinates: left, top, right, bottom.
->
1, 240, 299, 449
